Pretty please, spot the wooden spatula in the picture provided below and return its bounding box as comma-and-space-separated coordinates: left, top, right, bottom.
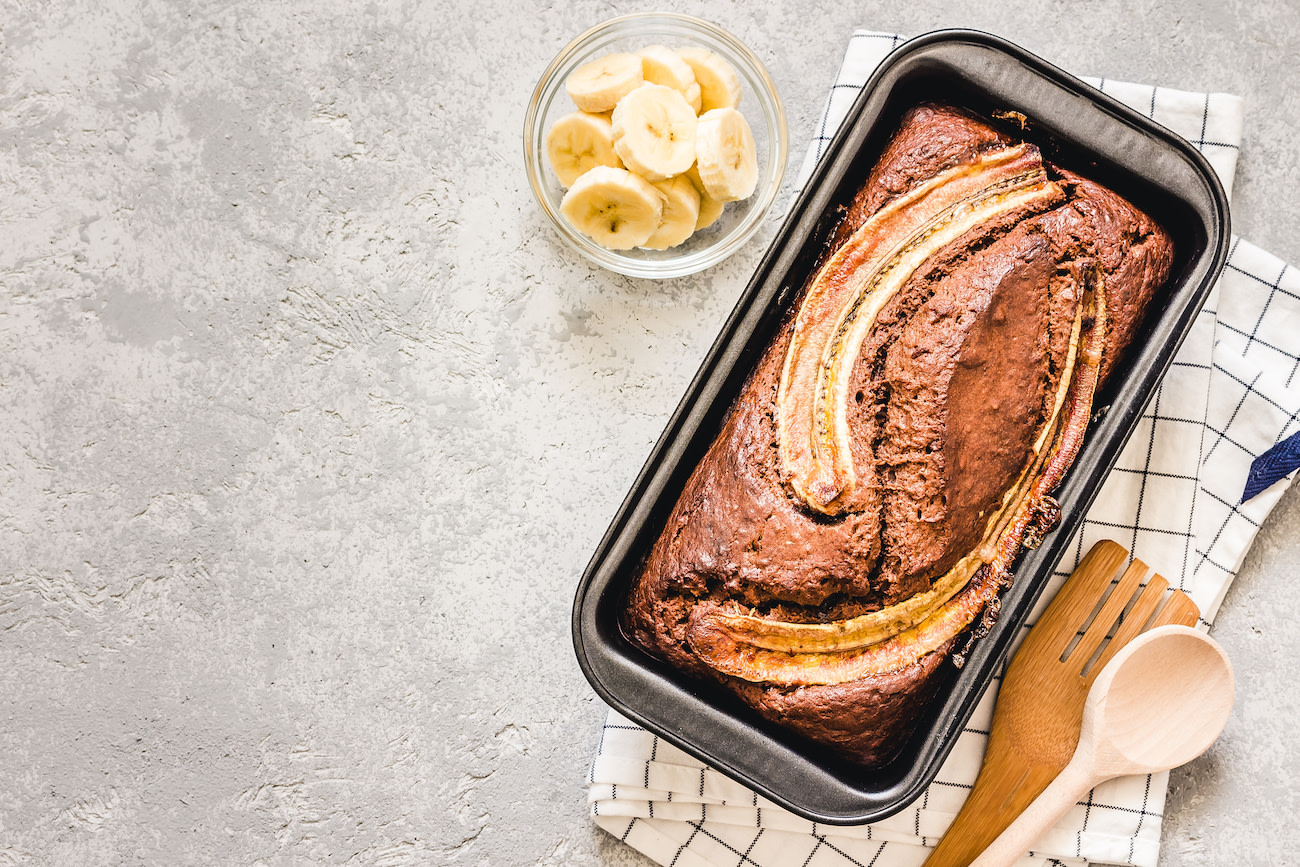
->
922, 539, 1200, 867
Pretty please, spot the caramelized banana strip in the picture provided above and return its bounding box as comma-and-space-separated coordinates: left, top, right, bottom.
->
702, 555, 982, 654
690, 280, 1108, 686
778, 146, 1063, 514
688, 564, 1005, 685
701, 293, 1090, 656
976, 275, 1106, 589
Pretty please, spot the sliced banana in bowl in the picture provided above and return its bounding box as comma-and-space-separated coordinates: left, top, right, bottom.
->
611, 84, 699, 182
560, 166, 666, 250
546, 111, 624, 187
644, 175, 703, 250
684, 164, 727, 232
565, 52, 645, 113
547, 46, 758, 253
676, 46, 743, 113
523, 13, 787, 278
696, 107, 758, 202
638, 45, 703, 113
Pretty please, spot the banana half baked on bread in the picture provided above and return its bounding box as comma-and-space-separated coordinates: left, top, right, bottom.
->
622, 104, 1175, 766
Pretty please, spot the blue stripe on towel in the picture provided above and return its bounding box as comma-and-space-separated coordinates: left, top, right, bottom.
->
1242, 430, 1300, 502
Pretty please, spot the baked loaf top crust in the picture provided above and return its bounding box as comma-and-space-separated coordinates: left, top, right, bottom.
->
622, 104, 1174, 765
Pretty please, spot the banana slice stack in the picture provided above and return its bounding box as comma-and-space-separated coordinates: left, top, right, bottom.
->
547, 45, 759, 252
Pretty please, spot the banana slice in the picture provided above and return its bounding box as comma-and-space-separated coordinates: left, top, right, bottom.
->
559, 165, 664, 249
637, 44, 702, 114
610, 84, 698, 182
643, 174, 702, 250
684, 164, 726, 231
676, 47, 742, 112
565, 52, 644, 113
545, 111, 623, 187
695, 107, 757, 202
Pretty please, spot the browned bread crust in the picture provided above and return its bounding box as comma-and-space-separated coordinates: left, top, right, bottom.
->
623, 104, 1174, 765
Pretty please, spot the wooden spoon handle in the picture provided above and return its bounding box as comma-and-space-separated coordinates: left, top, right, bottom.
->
967, 758, 1098, 867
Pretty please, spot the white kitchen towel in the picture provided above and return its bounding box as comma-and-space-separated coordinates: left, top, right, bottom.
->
590, 31, 1299, 867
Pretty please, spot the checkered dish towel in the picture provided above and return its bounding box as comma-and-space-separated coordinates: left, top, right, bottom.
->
589, 31, 1300, 867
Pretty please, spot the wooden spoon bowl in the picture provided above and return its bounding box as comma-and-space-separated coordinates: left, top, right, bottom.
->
969, 625, 1234, 867
1092, 625, 1234, 772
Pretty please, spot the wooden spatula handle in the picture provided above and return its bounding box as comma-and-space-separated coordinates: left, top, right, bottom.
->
967, 757, 1098, 867
922, 760, 1060, 866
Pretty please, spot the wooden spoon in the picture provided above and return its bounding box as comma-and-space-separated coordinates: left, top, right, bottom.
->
969, 625, 1234, 867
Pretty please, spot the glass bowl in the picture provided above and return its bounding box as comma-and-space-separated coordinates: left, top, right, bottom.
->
524, 13, 788, 279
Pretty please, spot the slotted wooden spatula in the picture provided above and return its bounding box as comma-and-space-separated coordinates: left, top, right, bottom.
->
922, 539, 1200, 867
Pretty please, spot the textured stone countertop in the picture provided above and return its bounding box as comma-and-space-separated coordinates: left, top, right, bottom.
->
1, 1, 1296, 865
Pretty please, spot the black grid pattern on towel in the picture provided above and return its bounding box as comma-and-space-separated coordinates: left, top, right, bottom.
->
808, 32, 903, 166
1191, 242, 1300, 582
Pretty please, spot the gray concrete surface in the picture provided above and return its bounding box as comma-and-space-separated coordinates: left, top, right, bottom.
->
0, 1, 1296, 865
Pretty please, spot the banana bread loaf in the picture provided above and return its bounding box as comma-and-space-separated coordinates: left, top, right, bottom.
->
621, 103, 1175, 766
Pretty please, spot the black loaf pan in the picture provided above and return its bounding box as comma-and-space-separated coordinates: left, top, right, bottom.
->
571, 29, 1230, 824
